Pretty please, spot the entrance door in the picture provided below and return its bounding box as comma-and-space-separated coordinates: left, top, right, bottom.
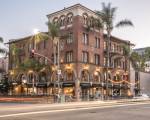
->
81, 88, 89, 100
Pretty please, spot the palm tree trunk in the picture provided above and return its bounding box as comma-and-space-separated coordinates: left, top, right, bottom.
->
106, 30, 111, 100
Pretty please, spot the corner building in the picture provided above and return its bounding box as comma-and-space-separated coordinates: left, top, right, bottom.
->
8, 4, 132, 100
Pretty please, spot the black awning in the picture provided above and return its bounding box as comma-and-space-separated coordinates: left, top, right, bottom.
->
80, 83, 91, 87
63, 82, 75, 87
36, 83, 47, 87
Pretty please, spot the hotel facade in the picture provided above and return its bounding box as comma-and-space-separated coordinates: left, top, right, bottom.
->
8, 4, 132, 100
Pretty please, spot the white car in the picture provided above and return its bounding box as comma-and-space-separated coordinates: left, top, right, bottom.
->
133, 94, 149, 100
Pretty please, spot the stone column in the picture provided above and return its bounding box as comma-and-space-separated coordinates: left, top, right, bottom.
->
75, 78, 80, 102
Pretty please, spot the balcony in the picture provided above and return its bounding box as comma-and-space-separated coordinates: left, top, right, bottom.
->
104, 49, 123, 56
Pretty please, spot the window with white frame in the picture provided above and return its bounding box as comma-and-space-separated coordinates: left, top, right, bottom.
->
104, 41, 106, 50
82, 33, 88, 45
104, 57, 107, 66
67, 13, 73, 24
60, 16, 65, 26
83, 14, 88, 25
66, 51, 73, 62
66, 33, 73, 44
94, 54, 100, 65
82, 51, 89, 63
95, 37, 100, 48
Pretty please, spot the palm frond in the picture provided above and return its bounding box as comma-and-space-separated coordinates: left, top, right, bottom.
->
46, 21, 59, 40
115, 19, 134, 28
100, 3, 117, 31
122, 44, 130, 57
0, 48, 5, 54
0, 37, 3, 43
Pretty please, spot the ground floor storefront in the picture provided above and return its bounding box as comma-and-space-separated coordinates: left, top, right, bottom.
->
9, 82, 131, 102
8, 63, 132, 101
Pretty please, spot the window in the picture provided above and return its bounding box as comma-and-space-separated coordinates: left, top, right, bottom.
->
94, 54, 100, 65
43, 39, 47, 49
60, 16, 65, 26
67, 13, 73, 24
112, 44, 115, 52
104, 41, 106, 50
83, 14, 88, 25
53, 17, 58, 25
66, 33, 73, 44
44, 58, 48, 65
66, 51, 73, 62
51, 54, 58, 64
95, 37, 100, 48
82, 51, 89, 63
104, 57, 107, 66
82, 33, 88, 45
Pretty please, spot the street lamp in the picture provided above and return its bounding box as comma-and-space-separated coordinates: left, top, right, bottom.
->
28, 70, 35, 95
33, 28, 40, 35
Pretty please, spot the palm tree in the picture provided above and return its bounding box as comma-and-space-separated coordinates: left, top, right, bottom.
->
10, 43, 21, 67
0, 37, 6, 54
46, 21, 61, 99
123, 45, 145, 95
122, 44, 131, 72
96, 2, 134, 99
144, 47, 150, 62
46, 22, 60, 65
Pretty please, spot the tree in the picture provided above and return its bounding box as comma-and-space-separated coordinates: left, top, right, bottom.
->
123, 45, 145, 95
144, 47, 150, 62
20, 59, 46, 72
46, 22, 60, 65
0, 37, 6, 54
96, 2, 134, 99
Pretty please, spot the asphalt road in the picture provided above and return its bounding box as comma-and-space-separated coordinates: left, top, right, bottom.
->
0, 101, 150, 120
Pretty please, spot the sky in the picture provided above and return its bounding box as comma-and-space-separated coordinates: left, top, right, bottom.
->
0, 0, 150, 48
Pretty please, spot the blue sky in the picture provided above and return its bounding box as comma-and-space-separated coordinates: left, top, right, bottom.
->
0, 0, 150, 48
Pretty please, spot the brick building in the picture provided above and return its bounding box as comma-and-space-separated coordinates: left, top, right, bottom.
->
8, 4, 132, 100
0, 57, 8, 81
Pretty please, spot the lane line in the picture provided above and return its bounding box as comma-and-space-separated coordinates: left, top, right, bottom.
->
0, 100, 149, 110
0, 102, 150, 118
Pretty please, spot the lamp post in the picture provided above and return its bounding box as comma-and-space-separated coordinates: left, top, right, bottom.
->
28, 70, 35, 95
10, 70, 14, 95
22, 78, 27, 95
53, 37, 61, 102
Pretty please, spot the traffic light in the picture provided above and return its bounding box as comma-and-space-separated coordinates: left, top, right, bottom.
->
30, 49, 35, 58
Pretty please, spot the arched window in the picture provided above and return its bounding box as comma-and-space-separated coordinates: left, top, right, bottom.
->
81, 70, 90, 82
113, 74, 122, 81
39, 72, 47, 83
53, 17, 58, 24
67, 13, 73, 24
83, 13, 88, 25
104, 72, 111, 81
89, 17, 95, 28
93, 71, 101, 82
64, 70, 74, 81
28, 73, 36, 83
59, 15, 65, 26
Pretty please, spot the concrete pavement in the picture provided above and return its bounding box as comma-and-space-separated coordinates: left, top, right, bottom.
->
0, 99, 150, 119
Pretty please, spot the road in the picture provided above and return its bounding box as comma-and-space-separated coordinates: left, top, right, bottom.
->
0, 101, 150, 120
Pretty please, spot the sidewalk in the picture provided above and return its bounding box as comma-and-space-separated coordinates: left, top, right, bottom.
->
0, 96, 150, 105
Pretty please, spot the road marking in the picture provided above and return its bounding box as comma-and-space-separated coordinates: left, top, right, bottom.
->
0, 102, 150, 118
